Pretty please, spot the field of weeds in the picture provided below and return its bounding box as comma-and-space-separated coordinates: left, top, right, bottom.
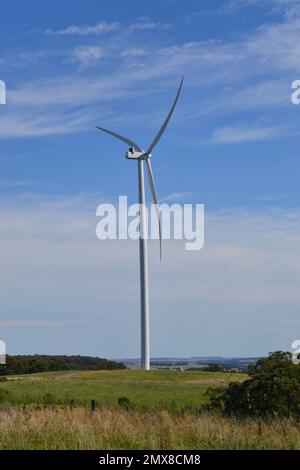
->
0, 407, 298, 450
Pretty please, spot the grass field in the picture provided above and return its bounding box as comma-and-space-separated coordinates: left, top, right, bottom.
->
0, 369, 246, 412
0, 408, 299, 450
0, 369, 299, 450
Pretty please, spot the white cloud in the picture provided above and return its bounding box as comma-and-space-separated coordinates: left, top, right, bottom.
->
160, 192, 195, 202
224, 0, 300, 14
7, 72, 151, 109
247, 17, 300, 72
211, 124, 283, 143
180, 80, 289, 123
1, 193, 300, 306
1, 193, 300, 355
44, 22, 119, 36
0, 108, 96, 138
0, 320, 79, 327
128, 18, 170, 32
183, 0, 299, 24
0, 180, 35, 189
39, 18, 169, 37
69, 46, 107, 65
3, 7, 300, 141
120, 48, 147, 57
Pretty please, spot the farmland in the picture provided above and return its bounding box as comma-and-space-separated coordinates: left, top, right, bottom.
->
0, 369, 246, 412
0, 369, 299, 450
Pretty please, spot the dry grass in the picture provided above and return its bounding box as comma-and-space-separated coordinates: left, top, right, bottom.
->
0, 407, 298, 450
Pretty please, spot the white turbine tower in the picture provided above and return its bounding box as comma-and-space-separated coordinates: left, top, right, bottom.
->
97, 77, 183, 370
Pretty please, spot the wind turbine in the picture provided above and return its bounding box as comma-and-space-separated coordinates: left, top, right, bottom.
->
97, 77, 183, 370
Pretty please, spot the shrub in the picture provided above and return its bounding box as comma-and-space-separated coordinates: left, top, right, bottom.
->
0, 387, 11, 403
118, 396, 134, 411
209, 351, 300, 418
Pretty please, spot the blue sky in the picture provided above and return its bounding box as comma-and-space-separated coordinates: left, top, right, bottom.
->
1, 0, 300, 358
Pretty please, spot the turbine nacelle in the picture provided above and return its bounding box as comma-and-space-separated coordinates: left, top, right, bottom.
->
125, 147, 147, 160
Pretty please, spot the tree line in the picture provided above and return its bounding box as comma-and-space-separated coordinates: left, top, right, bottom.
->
0, 355, 126, 375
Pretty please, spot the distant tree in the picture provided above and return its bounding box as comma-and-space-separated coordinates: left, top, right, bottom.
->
0, 355, 126, 376
206, 363, 223, 372
209, 351, 300, 417
268, 351, 292, 362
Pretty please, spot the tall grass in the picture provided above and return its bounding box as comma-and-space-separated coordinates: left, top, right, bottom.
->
0, 407, 298, 450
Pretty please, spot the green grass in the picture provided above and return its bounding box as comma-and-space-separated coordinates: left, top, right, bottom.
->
0, 370, 298, 450
0, 369, 246, 412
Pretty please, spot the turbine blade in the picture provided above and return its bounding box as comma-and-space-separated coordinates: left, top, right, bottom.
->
145, 158, 162, 261
96, 126, 142, 151
146, 77, 183, 156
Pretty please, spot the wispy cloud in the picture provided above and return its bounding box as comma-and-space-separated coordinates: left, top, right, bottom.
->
160, 192, 195, 202
3, 7, 300, 141
1, 191, 300, 355
211, 124, 283, 144
1, 193, 300, 308
37, 18, 169, 37
69, 46, 107, 65
0, 180, 35, 189
224, 0, 300, 14
0, 108, 97, 138
0, 320, 80, 327
128, 17, 170, 32
185, 0, 300, 20
43, 21, 119, 36
253, 193, 289, 202
120, 48, 147, 58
